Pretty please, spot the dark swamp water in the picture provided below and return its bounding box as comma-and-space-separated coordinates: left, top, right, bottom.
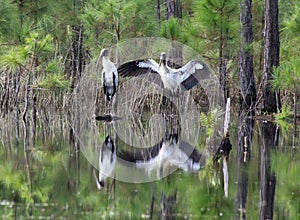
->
0, 91, 300, 220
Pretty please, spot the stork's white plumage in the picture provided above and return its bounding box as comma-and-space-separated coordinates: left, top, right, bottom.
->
118, 52, 210, 96
93, 135, 116, 190
97, 48, 118, 101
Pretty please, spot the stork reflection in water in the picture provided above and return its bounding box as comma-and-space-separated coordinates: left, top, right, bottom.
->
93, 135, 116, 190
118, 132, 204, 179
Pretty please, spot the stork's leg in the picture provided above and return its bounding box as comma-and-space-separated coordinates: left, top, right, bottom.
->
162, 95, 168, 119
112, 93, 117, 115
109, 98, 112, 114
170, 96, 173, 117
177, 96, 180, 116
108, 122, 112, 137
177, 96, 180, 132
104, 97, 107, 114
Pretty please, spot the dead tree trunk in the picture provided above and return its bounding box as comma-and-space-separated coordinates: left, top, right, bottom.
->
262, 0, 280, 113
239, 0, 256, 110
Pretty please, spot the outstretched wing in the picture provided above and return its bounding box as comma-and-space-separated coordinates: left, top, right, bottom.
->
118, 59, 159, 77
118, 59, 163, 87
179, 60, 212, 90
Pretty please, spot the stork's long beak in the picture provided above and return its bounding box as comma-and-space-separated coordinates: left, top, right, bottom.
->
99, 52, 105, 60
158, 59, 162, 68
99, 49, 108, 60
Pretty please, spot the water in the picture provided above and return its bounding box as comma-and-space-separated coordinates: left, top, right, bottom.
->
1, 107, 299, 219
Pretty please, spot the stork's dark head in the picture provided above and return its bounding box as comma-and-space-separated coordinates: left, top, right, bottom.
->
159, 52, 167, 67
100, 48, 109, 59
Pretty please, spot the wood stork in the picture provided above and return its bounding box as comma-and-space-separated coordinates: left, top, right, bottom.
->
118, 52, 210, 97
93, 135, 116, 190
97, 48, 118, 105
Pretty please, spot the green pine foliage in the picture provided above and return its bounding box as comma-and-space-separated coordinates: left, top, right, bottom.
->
161, 17, 182, 40
272, 58, 300, 92
36, 73, 69, 91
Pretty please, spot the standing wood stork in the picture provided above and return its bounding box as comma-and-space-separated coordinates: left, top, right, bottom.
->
93, 135, 116, 190
118, 52, 210, 97
97, 48, 118, 105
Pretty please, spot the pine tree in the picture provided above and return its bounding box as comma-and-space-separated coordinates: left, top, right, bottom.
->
239, 0, 256, 109
261, 0, 280, 113
188, 0, 238, 105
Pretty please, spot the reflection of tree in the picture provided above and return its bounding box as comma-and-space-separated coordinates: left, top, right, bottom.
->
260, 122, 278, 220
235, 109, 255, 219
68, 128, 80, 193
160, 189, 177, 220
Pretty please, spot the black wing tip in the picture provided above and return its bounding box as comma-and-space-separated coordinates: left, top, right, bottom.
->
181, 74, 199, 90
118, 59, 159, 77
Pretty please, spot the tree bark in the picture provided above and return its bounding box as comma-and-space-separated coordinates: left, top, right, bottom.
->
166, 0, 183, 67
218, 5, 230, 106
262, 0, 280, 113
239, 0, 257, 109
70, 24, 84, 89
166, 0, 182, 19
156, 0, 161, 22
219, 57, 228, 105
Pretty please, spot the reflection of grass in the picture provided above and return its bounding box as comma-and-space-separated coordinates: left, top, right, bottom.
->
199, 158, 221, 187
274, 104, 293, 133
200, 107, 223, 137
271, 150, 300, 218
275, 104, 293, 121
